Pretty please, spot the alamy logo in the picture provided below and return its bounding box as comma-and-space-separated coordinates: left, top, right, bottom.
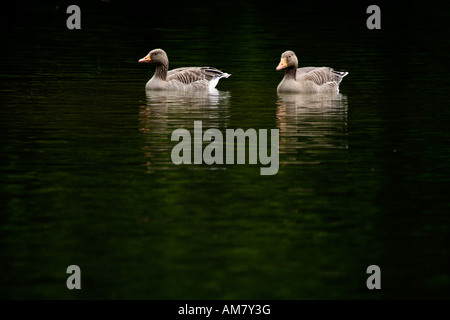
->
66, 5, 81, 30
366, 265, 381, 289
366, 5, 381, 29
171, 121, 279, 175
66, 265, 81, 289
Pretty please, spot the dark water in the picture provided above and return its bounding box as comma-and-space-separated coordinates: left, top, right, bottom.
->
1, 1, 450, 299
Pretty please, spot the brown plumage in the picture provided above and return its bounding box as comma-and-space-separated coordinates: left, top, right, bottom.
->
139, 49, 230, 91
276, 50, 348, 93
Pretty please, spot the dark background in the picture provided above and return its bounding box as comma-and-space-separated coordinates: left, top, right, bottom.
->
1, 0, 449, 300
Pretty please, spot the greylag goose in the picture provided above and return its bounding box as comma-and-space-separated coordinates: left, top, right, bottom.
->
276, 50, 348, 93
139, 49, 231, 91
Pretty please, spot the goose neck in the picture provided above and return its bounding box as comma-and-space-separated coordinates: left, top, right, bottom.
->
155, 62, 169, 80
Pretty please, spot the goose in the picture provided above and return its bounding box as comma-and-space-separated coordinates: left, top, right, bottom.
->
138, 49, 230, 91
276, 50, 348, 93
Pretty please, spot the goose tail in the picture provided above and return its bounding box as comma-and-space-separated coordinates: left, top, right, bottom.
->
209, 72, 231, 90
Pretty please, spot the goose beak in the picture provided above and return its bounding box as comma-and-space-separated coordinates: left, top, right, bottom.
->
276, 58, 288, 71
139, 54, 152, 63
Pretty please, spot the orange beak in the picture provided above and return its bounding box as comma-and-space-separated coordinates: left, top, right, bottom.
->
276, 58, 288, 71
138, 54, 152, 63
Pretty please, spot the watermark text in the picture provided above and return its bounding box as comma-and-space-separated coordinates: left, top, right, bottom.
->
171, 121, 279, 175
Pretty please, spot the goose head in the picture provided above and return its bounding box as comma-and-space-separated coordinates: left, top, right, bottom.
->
138, 48, 168, 66
276, 50, 298, 70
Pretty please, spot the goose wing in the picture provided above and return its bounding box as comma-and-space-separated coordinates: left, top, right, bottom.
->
167, 67, 229, 85
297, 67, 348, 86
296, 67, 321, 75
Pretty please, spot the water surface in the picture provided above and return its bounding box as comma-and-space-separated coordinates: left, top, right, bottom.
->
1, 1, 450, 299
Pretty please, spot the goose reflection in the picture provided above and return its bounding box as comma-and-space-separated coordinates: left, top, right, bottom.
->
277, 93, 348, 164
139, 89, 230, 172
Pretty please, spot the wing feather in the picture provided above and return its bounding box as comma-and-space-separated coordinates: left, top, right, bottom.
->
297, 67, 348, 86
167, 67, 228, 85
